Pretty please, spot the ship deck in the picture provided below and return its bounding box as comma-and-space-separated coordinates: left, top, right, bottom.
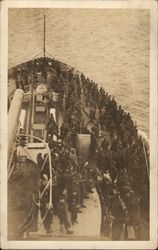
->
17, 88, 102, 240
28, 187, 102, 240
7, 57, 150, 241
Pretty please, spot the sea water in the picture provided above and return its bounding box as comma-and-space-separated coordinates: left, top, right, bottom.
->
8, 8, 149, 138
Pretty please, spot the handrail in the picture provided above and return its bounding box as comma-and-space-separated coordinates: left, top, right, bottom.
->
39, 179, 50, 200
41, 153, 49, 171
8, 163, 16, 180
142, 138, 149, 178
8, 143, 16, 172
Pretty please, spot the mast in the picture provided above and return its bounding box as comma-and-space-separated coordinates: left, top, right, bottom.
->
43, 14, 46, 58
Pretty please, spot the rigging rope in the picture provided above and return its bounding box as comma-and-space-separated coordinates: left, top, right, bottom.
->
45, 49, 73, 70
29, 50, 43, 60
9, 50, 44, 70
45, 49, 56, 60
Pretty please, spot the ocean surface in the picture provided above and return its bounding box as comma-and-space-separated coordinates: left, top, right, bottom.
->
8, 8, 149, 138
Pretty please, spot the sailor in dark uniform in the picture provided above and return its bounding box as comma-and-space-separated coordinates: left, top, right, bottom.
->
39, 174, 53, 234
52, 169, 59, 215
36, 153, 44, 170
57, 193, 73, 234
70, 191, 78, 225
111, 190, 125, 240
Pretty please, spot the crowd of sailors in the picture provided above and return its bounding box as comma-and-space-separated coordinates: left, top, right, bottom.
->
9, 57, 149, 240
81, 73, 149, 240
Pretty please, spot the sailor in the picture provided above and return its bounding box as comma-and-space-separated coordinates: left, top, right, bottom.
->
101, 137, 109, 151
123, 208, 137, 240
39, 174, 53, 234
42, 153, 50, 178
57, 192, 73, 234
70, 191, 78, 225
91, 125, 99, 138
56, 159, 65, 195
111, 190, 125, 240
95, 147, 103, 171
109, 161, 117, 183
90, 131, 98, 156
36, 153, 44, 170
60, 123, 67, 139
68, 69, 73, 82
52, 169, 59, 215
101, 205, 113, 238
46, 70, 54, 91
86, 168, 95, 194
111, 97, 117, 111
58, 142, 65, 156
78, 172, 86, 209
65, 164, 74, 211
70, 147, 78, 170
80, 160, 89, 199
101, 148, 111, 173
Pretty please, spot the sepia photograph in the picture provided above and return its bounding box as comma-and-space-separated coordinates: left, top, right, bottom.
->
0, 0, 157, 249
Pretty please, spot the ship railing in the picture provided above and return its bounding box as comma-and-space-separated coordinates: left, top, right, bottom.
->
7, 143, 17, 179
